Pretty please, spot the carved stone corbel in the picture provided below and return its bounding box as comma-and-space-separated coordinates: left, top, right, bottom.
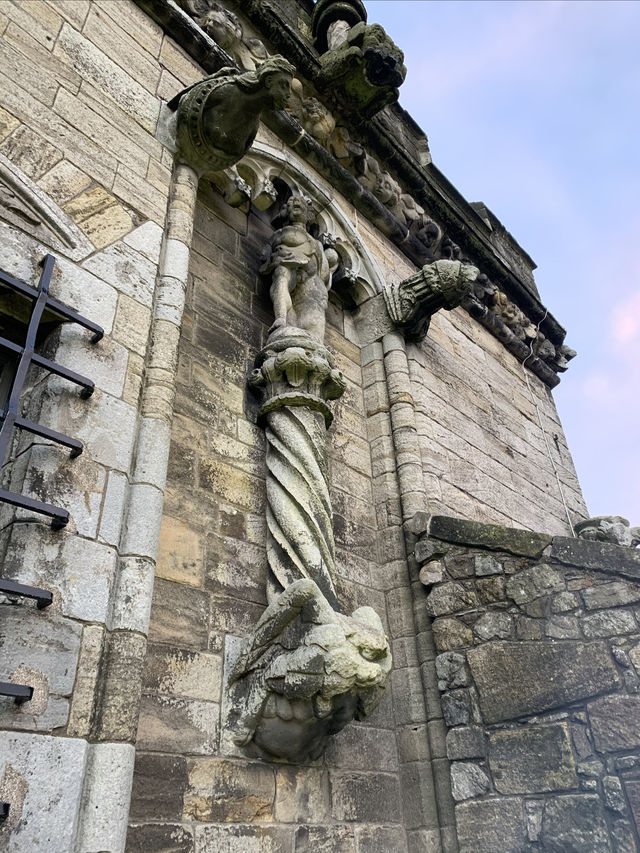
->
383, 258, 479, 341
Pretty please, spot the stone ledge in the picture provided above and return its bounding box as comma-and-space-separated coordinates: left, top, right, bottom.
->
427, 515, 552, 558
551, 536, 640, 580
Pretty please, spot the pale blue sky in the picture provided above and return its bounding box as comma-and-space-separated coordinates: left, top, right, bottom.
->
369, 0, 640, 525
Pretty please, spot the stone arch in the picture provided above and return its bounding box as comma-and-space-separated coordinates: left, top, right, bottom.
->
237, 140, 386, 306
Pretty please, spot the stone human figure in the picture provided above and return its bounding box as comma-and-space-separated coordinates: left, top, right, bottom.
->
260, 195, 338, 342
176, 55, 295, 175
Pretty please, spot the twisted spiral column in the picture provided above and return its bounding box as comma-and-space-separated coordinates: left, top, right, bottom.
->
250, 328, 346, 611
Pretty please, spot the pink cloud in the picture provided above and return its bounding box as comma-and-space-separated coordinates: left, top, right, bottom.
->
611, 289, 640, 347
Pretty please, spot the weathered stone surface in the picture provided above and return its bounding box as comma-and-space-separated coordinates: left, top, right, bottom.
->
126, 823, 194, 853
275, 765, 329, 823
148, 579, 210, 650
477, 575, 505, 602
474, 611, 512, 641
0, 606, 81, 696
435, 652, 468, 690
602, 775, 626, 813
467, 641, 620, 724
441, 689, 471, 727
450, 761, 490, 801
446, 726, 486, 761
545, 615, 580, 639
582, 581, 640, 610
588, 695, 640, 751
489, 723, 577, 793
136, 695, 219, 755
330, 771, 402, 822
129, 753, 188, 823
325, 723, 399, 772
456, 797, 525, 853
142, 645, 222, 702
474, 554, 503, 577
194, 823, 294, 852
552, 536, 640, 581
540, 795, 612, 853
294, 824, 356, 853
0, 732, 87, 853
505, 564, 565, 604
624, 780, 640, 836
581, 609, 637, 638
430, 516, 551, 557
183, 758, 275, 822
355, 825, 408, 853
426, 582, 477, 617
432, 617, 473, 651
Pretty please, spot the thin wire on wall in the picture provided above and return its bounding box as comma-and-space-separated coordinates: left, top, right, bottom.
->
521, 310, 576, 538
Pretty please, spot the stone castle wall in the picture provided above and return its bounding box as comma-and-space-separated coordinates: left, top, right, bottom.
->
417, 516, 640, 853
0, 1, 601, 852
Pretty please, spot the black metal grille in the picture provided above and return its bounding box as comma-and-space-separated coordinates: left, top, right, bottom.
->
0, 254, 103, 527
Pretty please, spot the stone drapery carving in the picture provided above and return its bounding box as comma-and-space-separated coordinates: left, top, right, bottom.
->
575, 516, 640, 548
384, 259, 479, 341
228, 578, 391, 762
174, 56, 295, 176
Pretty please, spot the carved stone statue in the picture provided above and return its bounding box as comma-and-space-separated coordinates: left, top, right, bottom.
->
177, 0, 268, 70
228, 578, 392, 762
575, 516, 640, 548
260, 195, 339, 342
175, 56, 295, 176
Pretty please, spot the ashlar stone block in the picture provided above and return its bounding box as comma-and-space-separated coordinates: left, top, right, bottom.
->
588, 695, 640, 752
467, 641, 620, 724
489, 723, 577, 794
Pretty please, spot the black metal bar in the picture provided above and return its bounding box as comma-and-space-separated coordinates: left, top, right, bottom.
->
0, 255, 55, 466
0, 488, 69, 529
0, 339, 95, 397
0, 681, 33, 704
5, 414, 84, 457
0, 267, 104, 342
0, 336, 22, 356
0, 802, 9, 822
0, 256, 101, 525
0, 578, 52, 608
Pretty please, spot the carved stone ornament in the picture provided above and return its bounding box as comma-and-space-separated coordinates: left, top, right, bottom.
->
174, 56, 296, 176
227, 578, 391, 762
316, 21, 407, 119
176, 0, 268, 70
575, 516, 640, 548
227, 196, 391, 761
384, 259, 480, 341
0, 153, 93, 261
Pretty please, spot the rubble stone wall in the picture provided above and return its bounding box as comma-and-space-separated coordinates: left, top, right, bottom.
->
417, 515, 640, 853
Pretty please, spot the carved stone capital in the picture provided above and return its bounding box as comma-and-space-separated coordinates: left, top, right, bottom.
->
250, 328, 346, 426
384, 258, 479, 341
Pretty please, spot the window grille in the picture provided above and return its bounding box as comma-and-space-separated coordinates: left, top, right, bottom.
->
0, 254, 103, 528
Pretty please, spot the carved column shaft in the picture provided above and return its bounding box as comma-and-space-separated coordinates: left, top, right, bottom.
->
250, 329, 346, 611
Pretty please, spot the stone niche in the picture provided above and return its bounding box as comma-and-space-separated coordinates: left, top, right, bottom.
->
416, 514, 640, 853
